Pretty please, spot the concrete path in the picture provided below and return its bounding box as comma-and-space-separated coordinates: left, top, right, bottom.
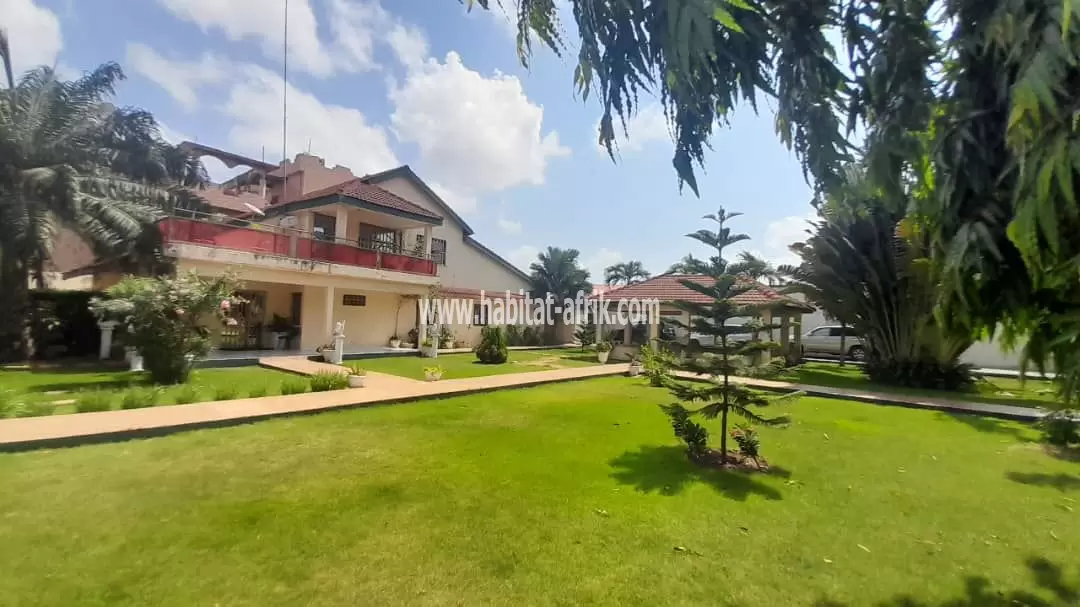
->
0, 364, 630, 451
672, 371, 1043, 422
258, 356, 349, 376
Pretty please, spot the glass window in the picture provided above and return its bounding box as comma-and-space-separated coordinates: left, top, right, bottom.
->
431, 238, 447, 265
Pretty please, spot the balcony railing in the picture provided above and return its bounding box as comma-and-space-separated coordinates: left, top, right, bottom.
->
159, 211, 437, 276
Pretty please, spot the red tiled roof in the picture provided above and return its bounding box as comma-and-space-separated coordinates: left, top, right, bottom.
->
598, 274, 813, 311
285, 178, 442, 220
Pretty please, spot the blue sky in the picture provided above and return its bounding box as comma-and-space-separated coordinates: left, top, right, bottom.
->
4, 0, 817, 279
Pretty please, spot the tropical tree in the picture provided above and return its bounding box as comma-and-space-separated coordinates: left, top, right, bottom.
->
476, 0, 1080, 403
0, 37, 205, 360
662, 207, 792, 466
604, 260, 650, 286
782, 168, 975, 389
666, 254, 709, 275
729, 251, 781, 285
528, 246, 592, 341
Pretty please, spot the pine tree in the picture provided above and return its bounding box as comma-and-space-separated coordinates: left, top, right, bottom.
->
663, 208, 795, 466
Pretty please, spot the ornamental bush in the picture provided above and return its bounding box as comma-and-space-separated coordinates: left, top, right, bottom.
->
90, 272, 242, 385
475, 326, 509, 364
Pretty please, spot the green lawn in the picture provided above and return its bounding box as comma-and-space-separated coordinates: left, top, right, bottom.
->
0, 366, 297, 415
0, 377, 1076, 605
777, 362, 1061, 409
353, 347, 601, 380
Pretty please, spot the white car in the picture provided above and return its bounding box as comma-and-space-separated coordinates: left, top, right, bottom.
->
801, 325, 864, 360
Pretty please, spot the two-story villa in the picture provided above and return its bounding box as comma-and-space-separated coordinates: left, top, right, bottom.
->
81, 144, 531, 354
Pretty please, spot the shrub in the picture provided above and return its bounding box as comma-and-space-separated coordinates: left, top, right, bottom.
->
213, 385, 240, 401
407, 328, 419, 344
0, 391, 52, 418
863, 357, 977, 391
439, 326, 455, 344
730, 424, 761, 459
1039, 410, 1080, 446
574, 322, 596, 351
90, 272, 243, 385
661, 403, 709, 458
475, 326, 509, 364
247, 385, 268, 398
597, 341, 613, 353
640, 344, 675, 387
76, 391, 113, 413
505, 325, 524, 346
121, 388, 161, 410
310, 371, 349, 392
173, 385, 200, 404
280, 378, 308, 395
521, 326, 542, 346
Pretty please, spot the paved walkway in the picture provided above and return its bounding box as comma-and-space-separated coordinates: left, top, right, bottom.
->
672, 371, 1043, 421
0, 364, 631, 450
0, 364, 1047, 451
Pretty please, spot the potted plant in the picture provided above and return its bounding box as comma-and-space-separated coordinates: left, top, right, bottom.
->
407, 328, 419, 347
439, 326, 456, 349
597, 341, 612, 364
346, 363, 367, 388
424, 365, 443, 381
421, 335, 439, 358
268, 314, 293, 350
628, 354, 643, 376
389, 334, 402, 349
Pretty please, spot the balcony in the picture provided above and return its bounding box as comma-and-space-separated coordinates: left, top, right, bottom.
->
159, 212, 437, 276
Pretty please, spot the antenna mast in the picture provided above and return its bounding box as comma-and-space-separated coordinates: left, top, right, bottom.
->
281, 0, 289, 200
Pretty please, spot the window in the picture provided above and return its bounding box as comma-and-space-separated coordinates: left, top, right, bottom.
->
431, 238, 447, 265
342, 294, 367, 307
827, 327, 857, 337
809, 327, 830, 337
358, 224, 398, 252
472, 302, 489, 326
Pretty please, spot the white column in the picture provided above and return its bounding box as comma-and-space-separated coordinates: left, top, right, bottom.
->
594, 303, 603, 344
423, 226, 433, 257
335, 206, 349, 242
418, 298, 428, 354
98, 321, 118, 360
324, 286, 335, 343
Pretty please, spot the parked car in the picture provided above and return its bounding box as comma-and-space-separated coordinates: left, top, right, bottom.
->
801, 325, 864, 360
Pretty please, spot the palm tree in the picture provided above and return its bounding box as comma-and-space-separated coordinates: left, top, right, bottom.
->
528, 247, 591, 343
667, 254, 709, 274
604, 260, 650, 286
729, 251, 782, 285
0, 35, 206, 359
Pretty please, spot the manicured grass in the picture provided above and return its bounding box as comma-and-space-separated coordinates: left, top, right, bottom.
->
354, 347, 601, 380
0, 366, 296, 415
777, 362, 1062, 409
0, 377, 1076, 605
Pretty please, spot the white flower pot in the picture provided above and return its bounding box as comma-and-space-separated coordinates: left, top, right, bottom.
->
628, 363, 643, 377
443, 341, 456, 350
321, 350, 336, 362
348, 375, 366, 388
598, 351, 610, 364
389, 338, 401, 349
424, 370, 443, 382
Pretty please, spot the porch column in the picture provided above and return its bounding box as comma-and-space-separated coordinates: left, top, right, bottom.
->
423, 226, 433, 257
324, 286, 335, 343
780, 314, 791, 350
98, 320, 118, 360
418, 298, 428, 348
622, 323, 632, 346
297, 211, 313, 234
648, 310, 659, 345
335, 206, 349, 242
594, 302, 603, 344
793, 316, 803, 348
761, 308, 774, 364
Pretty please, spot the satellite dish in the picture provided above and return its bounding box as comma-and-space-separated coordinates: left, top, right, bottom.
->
243, 202, 266, 216
279, 215, 298, 228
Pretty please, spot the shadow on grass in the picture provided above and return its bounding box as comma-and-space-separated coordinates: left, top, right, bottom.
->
1007, 471, 1080, 492
557, 353, 603, 364
22, 378, 146, 394
608, 445, 787, 501
813, 556, 1078, 606
938, 412, 1034, 441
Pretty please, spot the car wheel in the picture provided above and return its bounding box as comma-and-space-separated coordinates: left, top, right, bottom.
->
848, 345, 865, 361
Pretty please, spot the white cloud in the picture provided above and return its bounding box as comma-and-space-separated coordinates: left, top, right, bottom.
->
497, 217, 522, 235
389, 51, 569, 211
386, 22, 428, 70
507, 245, 540, 271
156, 0, 419, 77
222, 63, 398, 176
126, 43, 226, 111
584, 248, 625, 282
596, 103, 670, 155
747, 213, 815, 268
1, 0, 62, 76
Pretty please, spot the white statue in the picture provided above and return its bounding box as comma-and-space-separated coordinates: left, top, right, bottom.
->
333, 320, 346, 338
